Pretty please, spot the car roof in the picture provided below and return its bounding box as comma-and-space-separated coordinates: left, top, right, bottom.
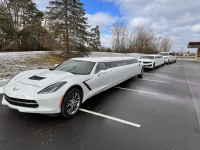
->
72, 57, 136, 63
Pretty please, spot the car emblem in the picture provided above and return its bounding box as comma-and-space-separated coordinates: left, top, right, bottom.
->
13, 88, 20, 92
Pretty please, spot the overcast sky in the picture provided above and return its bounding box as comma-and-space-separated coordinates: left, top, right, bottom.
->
34, 0, 200, 52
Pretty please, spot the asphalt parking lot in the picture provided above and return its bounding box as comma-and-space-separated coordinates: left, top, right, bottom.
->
0, 60, 200, 150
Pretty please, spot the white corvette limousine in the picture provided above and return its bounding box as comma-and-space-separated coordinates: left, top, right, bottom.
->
2, 57, 144, 118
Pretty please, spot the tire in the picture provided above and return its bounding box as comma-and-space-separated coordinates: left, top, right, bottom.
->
174, 60, 176, 63
152, 63, 155, 71
61, 88, 82, 118
138, 67, 144, 78
162, 63, 165, 66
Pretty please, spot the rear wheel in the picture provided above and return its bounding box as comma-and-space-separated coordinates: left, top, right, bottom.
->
162, 63, 165, 66
61, 88, 82, 118
174, 60, 176, 63
138, 67, 144, 78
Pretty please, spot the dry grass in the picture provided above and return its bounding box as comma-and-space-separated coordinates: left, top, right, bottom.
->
41, 53, 68, 65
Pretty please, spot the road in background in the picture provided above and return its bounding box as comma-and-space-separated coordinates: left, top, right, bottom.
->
0, 60, 200, 150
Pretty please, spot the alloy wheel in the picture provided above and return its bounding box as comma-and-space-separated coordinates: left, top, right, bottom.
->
66, 93, 81, 115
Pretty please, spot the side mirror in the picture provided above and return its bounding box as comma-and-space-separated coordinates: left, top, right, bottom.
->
54, 64, 59, 67
98, 70, 107, 76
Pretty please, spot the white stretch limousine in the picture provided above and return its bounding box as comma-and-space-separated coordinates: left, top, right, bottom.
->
138, 55, 164, 70
159, 52, 177, 64
2, 57, 144, 118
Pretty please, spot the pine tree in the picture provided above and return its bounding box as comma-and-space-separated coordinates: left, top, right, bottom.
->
90, 25, 101, 51
46, 0, 91, 56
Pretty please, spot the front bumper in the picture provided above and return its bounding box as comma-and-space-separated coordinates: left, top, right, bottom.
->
143, 63, 153, 68
1, 86, 62, 114
164, 59, 169, 63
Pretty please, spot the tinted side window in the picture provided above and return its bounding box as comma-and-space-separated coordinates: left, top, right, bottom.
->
95, 63, 107, 74
105, 59, 138, 69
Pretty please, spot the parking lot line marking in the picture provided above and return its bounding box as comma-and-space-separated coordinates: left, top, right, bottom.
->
173, 65, 199, 68
145, 72, 169, 76
115, 87, 158, 95
79, 108, 141, 128
134, 78, 166, 83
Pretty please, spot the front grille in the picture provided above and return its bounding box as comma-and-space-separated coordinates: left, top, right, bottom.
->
4, 94, 39, 108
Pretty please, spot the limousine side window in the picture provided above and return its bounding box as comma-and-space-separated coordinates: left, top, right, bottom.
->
95, 63, 107, 74
105, 59, 137, 69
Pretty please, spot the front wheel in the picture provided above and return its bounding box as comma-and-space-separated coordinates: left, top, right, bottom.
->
138, 67, 144, 78
152, 63, 155, 71
61, 88, 82, 118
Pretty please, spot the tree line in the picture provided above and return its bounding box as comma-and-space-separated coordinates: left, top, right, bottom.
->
0, 0, 174, 56
110, 22, 174, 54
0, 0, 101, 57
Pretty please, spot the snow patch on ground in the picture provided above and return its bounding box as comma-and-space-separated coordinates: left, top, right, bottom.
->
0, 51, 53, 81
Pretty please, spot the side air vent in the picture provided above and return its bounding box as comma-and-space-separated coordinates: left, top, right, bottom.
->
29, 75, 46, 81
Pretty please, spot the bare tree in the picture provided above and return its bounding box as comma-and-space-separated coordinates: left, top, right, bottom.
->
111, 24, 174, 54
160, 36, 173, 52
129, 26, 158, 54
111, 21, 128, 52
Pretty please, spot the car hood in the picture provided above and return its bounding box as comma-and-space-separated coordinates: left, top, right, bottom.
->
14, 69, 76, 88
138, 59, 154, 62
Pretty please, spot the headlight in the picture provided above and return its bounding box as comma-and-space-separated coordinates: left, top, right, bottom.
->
38, 82, 67, 94
6, 73, 19, 85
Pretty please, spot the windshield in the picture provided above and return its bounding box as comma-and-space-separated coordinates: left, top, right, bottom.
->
140, 56, 154, 59
159, 53, 169, 56
53, 60, 95, 75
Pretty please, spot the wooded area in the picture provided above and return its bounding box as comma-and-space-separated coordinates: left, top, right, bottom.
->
0, 0, 101, 57
0, 0, 174, 56
111, 22, 174, 54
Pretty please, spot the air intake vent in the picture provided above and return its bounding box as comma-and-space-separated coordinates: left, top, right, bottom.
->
29, 75, 46, 81
4, 94, 39, 108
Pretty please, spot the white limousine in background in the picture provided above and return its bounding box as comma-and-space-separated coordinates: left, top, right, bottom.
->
138, 55, 164, 70
2, 57, 143, 118
159, 52, 177, 64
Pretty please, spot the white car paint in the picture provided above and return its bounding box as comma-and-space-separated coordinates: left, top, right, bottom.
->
159, 52, 177, 64
1, 57, 143, 115
138, 55, 164, 69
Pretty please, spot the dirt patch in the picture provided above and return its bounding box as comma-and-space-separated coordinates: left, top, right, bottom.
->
41, 53, 68, 65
